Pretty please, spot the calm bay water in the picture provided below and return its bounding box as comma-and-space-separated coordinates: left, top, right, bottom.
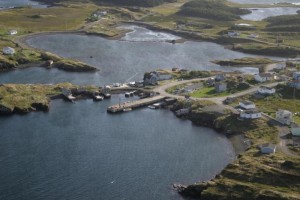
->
242, 7, 300, 21
0, 26, 262, 85
0, 0, 47, 9
0, 96, 235, 200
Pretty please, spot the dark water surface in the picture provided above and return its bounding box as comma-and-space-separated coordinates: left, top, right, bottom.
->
0, 26, 263, 85
0, 97, 235, 200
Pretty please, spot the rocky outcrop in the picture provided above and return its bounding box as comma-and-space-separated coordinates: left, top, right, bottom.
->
31, 102, 50, 111
41, 52, 97, 72
0, 55, 17, 72
0, 104, 14, 115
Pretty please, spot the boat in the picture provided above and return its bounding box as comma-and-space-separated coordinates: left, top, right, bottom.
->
103, 93, 111, 99
148, 105, 156, 109
123, 108, 132, 112
125, 92, 130, 97
93, 95, 104, 101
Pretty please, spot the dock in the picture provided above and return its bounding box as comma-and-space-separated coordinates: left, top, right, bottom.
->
107, 95, 166, 113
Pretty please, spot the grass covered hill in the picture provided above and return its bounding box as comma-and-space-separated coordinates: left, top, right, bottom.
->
265, 14, 300, 32
34, 0, 177, 7
177, 0, 251, 21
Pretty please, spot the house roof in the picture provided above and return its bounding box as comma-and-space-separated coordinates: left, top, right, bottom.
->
260, 143, 276, 149
258, 73, 273, 77
3, 46, 15, 51
276, 109, 292, 115
240, 100, 254, 105
241, 109, 261, 115
291, 127, 300, 136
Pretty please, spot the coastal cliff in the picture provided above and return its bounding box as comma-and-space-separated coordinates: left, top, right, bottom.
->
172, 100, 300, 200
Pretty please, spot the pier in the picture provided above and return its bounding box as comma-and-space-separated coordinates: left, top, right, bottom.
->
107, 95, 166, 113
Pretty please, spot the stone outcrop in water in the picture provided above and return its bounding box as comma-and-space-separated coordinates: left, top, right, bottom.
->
41, 52, 97, 72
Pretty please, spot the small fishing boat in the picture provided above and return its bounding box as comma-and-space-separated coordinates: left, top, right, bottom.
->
123, 108, 132, 112
93, 95, 104, 101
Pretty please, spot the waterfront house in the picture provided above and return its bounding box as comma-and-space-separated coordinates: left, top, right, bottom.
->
239, 100, 255, 110
144, 71, 172, 85
215, 74, 226, 82
240, 109, 262, 119
260, 143, 276, 154
276, 109, 293, 125
257, 86, 275, 95
2, 47, 15, 55
8, 30, 17, 35
215, 82, 227, 93
254, 73, 274, 82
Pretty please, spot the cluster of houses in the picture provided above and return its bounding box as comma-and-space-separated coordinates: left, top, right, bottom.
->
92, 10, 107, 19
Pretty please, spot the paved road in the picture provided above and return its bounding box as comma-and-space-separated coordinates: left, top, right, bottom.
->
153, 78, 283, 104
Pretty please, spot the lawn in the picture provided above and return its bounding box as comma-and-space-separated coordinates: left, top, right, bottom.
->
190, 86, 230, 98
0, 4, 95, 32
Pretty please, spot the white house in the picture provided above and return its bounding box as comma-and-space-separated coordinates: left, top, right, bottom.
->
239, 100, 256, 110
257, 86, 275, 95
240, 109, 262, 119
276, 109, 293, 125
8, 30, 17, 35
254, 73, 274, 82
2, 47, 15, 55
227, 31, 240, 37
260, 143, 276, 154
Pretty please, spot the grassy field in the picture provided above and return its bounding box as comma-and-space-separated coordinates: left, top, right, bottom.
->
0, 5, 95, 32
0, 83, 99, 113
190, 86, 230, 98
